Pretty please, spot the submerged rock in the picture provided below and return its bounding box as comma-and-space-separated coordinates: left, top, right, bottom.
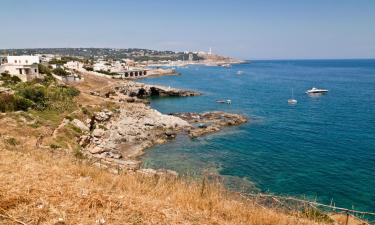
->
172, 111, 247, 137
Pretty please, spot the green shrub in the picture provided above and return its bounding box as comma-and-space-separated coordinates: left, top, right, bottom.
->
13, 95, 34, 111
52, 67, 70, 76
0, 94, 33, 112
17, 84, 47, 109
83, 66, 93, 71
0, 75, 80, 112
96, 70, 118, 76
38, 64, 52, 75
0, 72, 22, 85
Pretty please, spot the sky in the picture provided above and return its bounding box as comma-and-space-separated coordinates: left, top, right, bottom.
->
0, 0, 374, 59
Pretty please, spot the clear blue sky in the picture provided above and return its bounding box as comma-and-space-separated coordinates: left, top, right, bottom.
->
1, 0, 374, 59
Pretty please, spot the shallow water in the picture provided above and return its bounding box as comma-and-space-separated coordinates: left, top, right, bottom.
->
140, 60, 375, 211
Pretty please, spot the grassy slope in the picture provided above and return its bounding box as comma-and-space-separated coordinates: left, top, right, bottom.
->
0, 149, 326, 225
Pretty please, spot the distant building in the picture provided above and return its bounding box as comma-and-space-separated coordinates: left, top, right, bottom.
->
0, 55, 41, 82
93, 61, 108, 72
35, 54, 55, 63
64, 61, 83, 70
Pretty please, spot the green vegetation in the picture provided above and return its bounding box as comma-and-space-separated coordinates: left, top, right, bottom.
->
52, 67, 71, 76
38, 64, 52, 75
96, 70, 118, 76
49, 56, 87, 65
83, 65, 94, 71
0, 72, 80, 112
0, 94, 33, 112
0, 72, 22, 85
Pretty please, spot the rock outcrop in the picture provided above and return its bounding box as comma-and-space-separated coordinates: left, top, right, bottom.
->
78, 81, 247, 171
114, 81, 201, 98
171, 111, 248, 137
71, 119, 90, 132
80, 105, 191, 170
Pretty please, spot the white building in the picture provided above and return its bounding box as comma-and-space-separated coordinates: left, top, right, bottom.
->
64, 61, 83, 70
93, 61, 108, 72
0, 56, 41, 82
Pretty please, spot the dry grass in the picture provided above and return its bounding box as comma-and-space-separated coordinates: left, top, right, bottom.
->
0, 148, 328, 225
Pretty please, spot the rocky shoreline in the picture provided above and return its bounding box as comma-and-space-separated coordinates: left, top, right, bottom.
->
171, 112, 247, 137
75, 80, 247, 173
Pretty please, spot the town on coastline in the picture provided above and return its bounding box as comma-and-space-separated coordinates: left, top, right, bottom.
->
0, 48, 243, 82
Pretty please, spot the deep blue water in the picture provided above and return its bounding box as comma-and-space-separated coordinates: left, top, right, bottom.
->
140, 60, 375, 212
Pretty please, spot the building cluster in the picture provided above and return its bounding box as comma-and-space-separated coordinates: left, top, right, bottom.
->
0, 49, 193, 82
91, 59, 148, 78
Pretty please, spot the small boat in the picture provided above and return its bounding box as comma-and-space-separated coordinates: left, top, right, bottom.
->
288, 88, 297, 104
306, 87, 328, 94
236, 70, 244, 75
221, 64, 231, 68
216, 99, 232, 104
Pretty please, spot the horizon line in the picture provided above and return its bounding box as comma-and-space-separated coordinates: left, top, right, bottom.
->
0, 47, 374, 61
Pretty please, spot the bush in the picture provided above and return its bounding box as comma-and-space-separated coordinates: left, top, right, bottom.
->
96, 70, 118, 76
0, 94, 33, 112
13, 95, 34, 111
38, 64, 52, 75
0, 75, 80, 112
52, 67, 71, 77
83, 66, 93, 71
1, 72, 22, 85
17, 84, 47, 109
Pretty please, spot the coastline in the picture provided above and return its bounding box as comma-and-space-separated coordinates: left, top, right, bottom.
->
75, 71, 248, 173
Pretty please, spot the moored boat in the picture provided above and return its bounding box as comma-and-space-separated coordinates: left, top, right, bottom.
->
306, 87, 328, 94
288, 88, 297, 104
216, 99, 232, 104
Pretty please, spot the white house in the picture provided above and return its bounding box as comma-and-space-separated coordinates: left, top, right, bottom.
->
93, 61, 109, 72
0, 56, 41, 82
64, 61, 83, 70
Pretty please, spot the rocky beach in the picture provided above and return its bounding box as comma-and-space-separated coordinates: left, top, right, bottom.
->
74, 75, 247, 173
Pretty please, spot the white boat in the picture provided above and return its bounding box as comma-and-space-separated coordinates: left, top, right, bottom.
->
288, 88, 298, 104
306, 87, 328, 94
236, 70, 244, 75
216, 99, 232, 104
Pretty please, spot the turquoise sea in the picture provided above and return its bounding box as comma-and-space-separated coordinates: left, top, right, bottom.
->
140, 60, 375, 212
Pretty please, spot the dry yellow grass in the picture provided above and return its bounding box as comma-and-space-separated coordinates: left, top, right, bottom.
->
0, 148, 328, 225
